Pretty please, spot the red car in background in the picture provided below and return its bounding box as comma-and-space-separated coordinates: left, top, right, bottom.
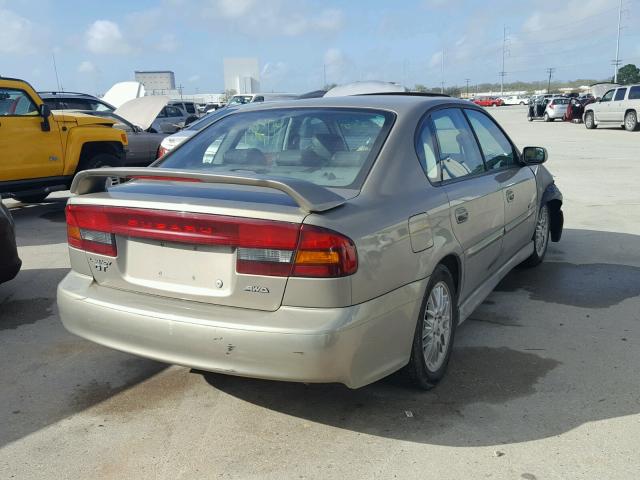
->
472, 96, 504, 107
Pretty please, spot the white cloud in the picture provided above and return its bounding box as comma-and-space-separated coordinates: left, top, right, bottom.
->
204, 1, 344, 37
0, 9, 36, 54
188, 74, 200, 83
324, 48, 354, 83
86, 20, 131, 54
157, 33, 178, 53
429, 51, 443, 69
77, 61, 97, 74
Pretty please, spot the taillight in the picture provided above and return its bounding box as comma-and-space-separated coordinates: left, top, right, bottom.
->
549, 103, 554, 109
66, 206, 117, 256
65, 205, 357, 278
292, 225, 357, 277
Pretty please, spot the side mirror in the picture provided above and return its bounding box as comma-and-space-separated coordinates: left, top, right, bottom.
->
40, 104, 51, 132
522, 146, 547, 165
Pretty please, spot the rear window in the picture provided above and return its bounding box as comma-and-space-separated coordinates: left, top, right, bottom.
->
628, 86, 640, 100
157, 108, 394, 188
553, 98, 569, 105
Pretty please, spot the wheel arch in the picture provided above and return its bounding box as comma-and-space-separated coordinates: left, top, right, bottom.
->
541, 183, 563, 242
436, 253, 462, 297
76, 142, 125, 172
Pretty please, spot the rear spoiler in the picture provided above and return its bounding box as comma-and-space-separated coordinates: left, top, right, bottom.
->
70, 168, 348, 213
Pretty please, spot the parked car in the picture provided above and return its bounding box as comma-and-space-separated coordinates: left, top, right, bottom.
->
227, 93, 298, 105
39, 91, 115, 112
169, 100, 201, 120
76, 96, 171, 166
157, 107, 239, 157
502, 95, 530, 106
542, 97, 570, 122
584, 84, 640, 131
151, 104, 194, 133
0, 77, 127, 203
0, 202, 21, 284
58, 94, 563, 390
472, 96, 504, 107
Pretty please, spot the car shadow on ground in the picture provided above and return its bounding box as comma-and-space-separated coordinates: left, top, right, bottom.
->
202, 228, 640, 446
0, 266, 166, 448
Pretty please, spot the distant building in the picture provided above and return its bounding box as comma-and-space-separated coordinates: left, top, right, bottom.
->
223, 58, 260, 94
134, 70, 176, 93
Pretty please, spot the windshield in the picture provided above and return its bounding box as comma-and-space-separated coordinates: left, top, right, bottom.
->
157, 107, 394, 188
228, 95, 253, 105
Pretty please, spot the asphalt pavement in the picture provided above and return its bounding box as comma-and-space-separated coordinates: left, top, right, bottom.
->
1, 106, 639, 479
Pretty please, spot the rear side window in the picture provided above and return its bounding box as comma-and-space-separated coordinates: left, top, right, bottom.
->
415, 120, 440, 183
431, 108, 485, 181
465, 109, 517, 170
184, 103, 196, 114
614, 88, 627, 101
0, 88, 38, 116
629, 86, 640, 100
158, 108, 394, 188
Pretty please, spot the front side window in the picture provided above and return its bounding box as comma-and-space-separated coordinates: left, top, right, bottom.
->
431, 108, 485, 181
157, 108, 394, 188
465, 109, 517, 170
601, 90, 614, 102
166, 106, 182, 117
629, 86, 640, 100
0, 88, 38, 116
614, 88, 627, 101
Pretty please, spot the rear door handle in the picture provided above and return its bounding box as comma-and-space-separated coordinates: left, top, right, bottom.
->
506, 189, 515, 202
455, 207, 469, 224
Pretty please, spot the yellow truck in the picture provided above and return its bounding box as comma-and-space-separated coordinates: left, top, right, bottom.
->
0, 77, 128, 202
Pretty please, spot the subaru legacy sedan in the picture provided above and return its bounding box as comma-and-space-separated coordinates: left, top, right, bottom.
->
57, 94, 563, 389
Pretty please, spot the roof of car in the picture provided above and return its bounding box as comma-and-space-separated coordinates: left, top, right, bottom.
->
38, 91, 101, 99
222, 93, 468, 116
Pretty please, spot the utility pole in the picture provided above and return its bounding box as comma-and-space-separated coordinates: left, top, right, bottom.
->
500, 25, 509, 96
546, 67, 555, 94
440, 50, 445, 94
613, 0, 623, 83
465, 78, 470, 98
178, 84, 184, 100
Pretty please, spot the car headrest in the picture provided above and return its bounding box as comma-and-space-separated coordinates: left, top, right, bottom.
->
274, 150, 324, 167
223, 148, 267, 165
314, 133, 346, 153
329, 151, 367, 167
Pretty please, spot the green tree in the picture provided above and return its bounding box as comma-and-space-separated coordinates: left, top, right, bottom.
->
617, 64, 640, 85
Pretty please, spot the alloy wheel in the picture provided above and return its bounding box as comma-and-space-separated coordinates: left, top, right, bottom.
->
422, 281, 453, 372
535, 205, 550, 257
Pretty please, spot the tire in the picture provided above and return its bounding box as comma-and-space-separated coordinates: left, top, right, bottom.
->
79, 153, 121, 188
403, 264, 458, 390
624, 110, 638, 132
80, 153, 120, 171
520, 101, 525, 105
585, 111, 596, 129
520, 204, 550, 268
13, 193, 49, 203
543, 113, 551, 122
527, 116, 533, 122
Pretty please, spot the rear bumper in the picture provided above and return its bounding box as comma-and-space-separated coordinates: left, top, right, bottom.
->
57, 271, 426, 388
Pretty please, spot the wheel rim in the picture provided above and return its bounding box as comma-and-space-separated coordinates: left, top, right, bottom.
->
535, 206, 550, 256
586, 114, 593, 127
422, 281, 453, 372
626, 113, 635, 130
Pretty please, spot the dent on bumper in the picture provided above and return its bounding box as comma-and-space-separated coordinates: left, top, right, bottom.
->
57, 272, 427, 388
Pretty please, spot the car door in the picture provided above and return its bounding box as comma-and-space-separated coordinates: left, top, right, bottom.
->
430, 108, 505, 301
596, 89, 615, 122
464, 108, 537, 261
611, 87, 627, 123
0, 86, 64, 182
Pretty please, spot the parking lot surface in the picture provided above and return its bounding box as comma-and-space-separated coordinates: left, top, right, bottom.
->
1, 106, 639, 479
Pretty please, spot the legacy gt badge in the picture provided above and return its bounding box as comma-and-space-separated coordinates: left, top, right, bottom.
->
244, 285, 270, 294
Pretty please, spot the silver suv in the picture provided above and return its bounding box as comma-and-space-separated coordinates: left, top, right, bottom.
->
584, 85, 640, 131
57, 94, 564, 389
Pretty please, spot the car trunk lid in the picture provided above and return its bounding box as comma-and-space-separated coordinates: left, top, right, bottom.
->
66, 169, 356, 311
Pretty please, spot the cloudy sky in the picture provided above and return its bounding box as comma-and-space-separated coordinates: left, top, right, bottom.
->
2, 0, 639, 94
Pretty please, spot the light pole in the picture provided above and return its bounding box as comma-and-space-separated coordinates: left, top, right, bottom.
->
614, 0, 623, 83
